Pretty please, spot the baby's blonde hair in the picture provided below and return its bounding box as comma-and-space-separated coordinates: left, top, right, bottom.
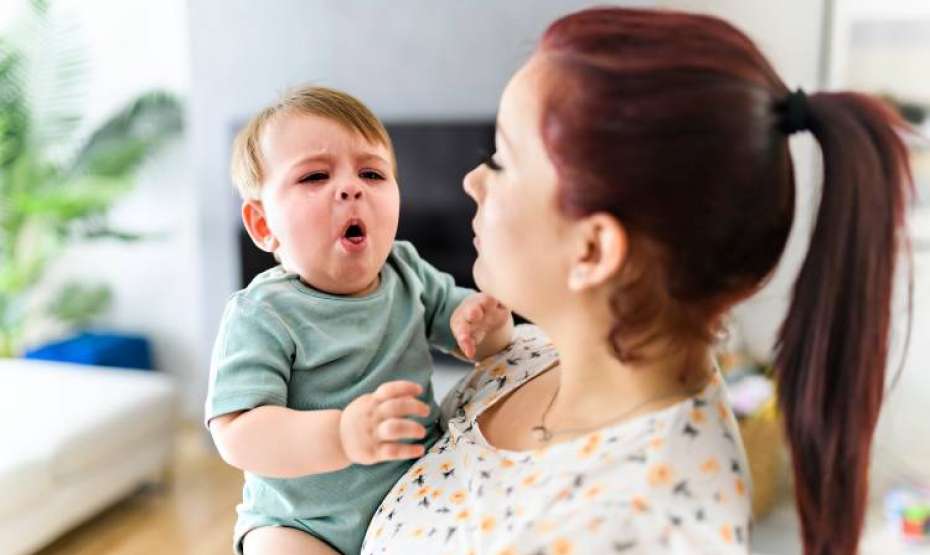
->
230, 85, 395, 200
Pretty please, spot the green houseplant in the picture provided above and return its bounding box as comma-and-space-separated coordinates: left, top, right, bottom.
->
0, 0, 183, 357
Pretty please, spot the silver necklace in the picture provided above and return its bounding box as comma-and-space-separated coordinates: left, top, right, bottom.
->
530, 383, 692, 442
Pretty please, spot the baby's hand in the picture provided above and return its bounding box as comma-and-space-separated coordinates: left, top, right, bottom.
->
339, 381, 431, 466
451, 293, 512, 360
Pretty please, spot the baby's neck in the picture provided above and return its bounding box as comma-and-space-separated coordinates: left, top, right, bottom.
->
294, 272, 380, 298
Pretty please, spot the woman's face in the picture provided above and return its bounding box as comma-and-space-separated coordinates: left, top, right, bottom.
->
463, 56, 575, 321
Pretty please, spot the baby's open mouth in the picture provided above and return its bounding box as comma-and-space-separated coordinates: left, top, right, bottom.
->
341, 218, 367, 245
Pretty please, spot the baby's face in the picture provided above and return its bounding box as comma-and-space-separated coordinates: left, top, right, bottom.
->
257, 113, 399, 295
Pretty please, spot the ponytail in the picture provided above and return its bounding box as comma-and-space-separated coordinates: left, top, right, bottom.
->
774, 92, 914, 555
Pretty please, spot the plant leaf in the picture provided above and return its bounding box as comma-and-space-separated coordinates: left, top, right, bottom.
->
47, 281, 111, 328
70, 91, 183, 178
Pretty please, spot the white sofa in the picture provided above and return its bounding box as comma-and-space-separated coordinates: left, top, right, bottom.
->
0, 358, 178, 555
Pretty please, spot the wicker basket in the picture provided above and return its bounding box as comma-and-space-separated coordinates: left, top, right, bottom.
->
737, 397, 788, 519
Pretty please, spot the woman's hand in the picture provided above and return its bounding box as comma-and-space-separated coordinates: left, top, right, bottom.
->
451, 293, 514, 360
339, 380, 431, 465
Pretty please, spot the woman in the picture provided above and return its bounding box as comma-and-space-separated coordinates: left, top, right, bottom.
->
363, 7, 913, 555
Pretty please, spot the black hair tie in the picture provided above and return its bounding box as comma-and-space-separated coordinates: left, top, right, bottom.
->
776, 88, 811, 135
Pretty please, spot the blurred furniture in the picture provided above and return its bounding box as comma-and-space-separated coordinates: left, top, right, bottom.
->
25, 331, 154, 370
0, 358, 177, 555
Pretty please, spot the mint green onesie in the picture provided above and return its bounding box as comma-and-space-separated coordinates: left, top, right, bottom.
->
204, 241, 472, 554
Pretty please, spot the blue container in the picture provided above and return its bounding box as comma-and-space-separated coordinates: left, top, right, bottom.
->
24, 331, 154, 370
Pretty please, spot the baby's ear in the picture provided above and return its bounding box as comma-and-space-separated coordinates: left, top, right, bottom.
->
241, 200, 278, 252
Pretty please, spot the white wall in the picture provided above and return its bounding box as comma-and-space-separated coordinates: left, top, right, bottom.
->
186, 0, 652, 419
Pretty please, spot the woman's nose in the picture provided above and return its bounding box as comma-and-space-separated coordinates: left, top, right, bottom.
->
463, 166, 482, 201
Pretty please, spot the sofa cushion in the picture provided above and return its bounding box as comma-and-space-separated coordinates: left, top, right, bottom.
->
0, 358, 177, 492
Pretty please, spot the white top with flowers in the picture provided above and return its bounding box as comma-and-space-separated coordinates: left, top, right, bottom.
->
361, 325, 751, 554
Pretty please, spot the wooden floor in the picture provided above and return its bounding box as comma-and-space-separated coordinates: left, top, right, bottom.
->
37, 425, 243, 555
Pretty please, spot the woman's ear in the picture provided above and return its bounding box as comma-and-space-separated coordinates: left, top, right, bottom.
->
567, 213, 627, 292
241, 200, 279, 253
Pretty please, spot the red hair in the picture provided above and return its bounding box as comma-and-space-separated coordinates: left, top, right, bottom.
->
538, 8, 913, 554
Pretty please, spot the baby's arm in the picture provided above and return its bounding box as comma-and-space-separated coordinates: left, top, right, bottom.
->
210, 381, 430, 479
210, 407, 346, 478
451, 292, 514, 361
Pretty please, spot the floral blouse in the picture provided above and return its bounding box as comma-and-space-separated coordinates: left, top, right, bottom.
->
362, 325, 751, 554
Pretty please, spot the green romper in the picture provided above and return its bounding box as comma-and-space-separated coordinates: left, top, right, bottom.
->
204, 241, 472, 554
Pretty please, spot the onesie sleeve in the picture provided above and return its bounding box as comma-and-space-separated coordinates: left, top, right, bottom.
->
394, 241, 473, 354
204, 295, 295, 427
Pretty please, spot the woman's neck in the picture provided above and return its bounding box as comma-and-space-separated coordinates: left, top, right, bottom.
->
537, 303, 712, 431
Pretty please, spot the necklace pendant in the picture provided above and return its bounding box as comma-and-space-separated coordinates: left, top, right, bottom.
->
531, 425, 553, 442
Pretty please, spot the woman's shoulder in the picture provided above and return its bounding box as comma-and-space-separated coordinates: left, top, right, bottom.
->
450, 324, 557, 415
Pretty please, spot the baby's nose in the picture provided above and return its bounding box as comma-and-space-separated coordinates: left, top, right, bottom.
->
338, 182, 363, 201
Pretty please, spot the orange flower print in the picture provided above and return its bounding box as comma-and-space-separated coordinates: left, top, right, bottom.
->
481, 515, 497, 534
431, 488, 444, 500
412, 466, 426, 478
489, 363, 508, 378
584, 483, 604, 500
735, 478, 747, 497
456, 509, 471, 522
647, 463, 673, 487
500, 458, 515, 469
721, 523, 734, 543
717, 400, 729, 421
497, 548, 518, 555
411, 527, 426, 539
691, 408, 706, 424
649, 436, 664, 450
578, 433, 602, 458
587, 517, 605, 532
440, 461, 454, 473
415, 486, 431, 499
536, 520, 557, 533
373, 526, 384, 538
700, 457, 720, 474
450, 490, 467, 504
552, 537, 574, 555
522, 472, 541, 487
631, 495, 650, 513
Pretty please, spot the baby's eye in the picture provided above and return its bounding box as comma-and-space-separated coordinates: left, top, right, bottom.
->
298, 172, 328, 183
360, 170, 385, 181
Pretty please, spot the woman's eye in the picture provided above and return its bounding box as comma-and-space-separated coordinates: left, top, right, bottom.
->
481, 150, 503, 172
298, 172, 328, 183
360, 170, 385, 181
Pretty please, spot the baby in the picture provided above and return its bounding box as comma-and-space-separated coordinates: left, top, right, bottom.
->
205, 86, 513, 555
